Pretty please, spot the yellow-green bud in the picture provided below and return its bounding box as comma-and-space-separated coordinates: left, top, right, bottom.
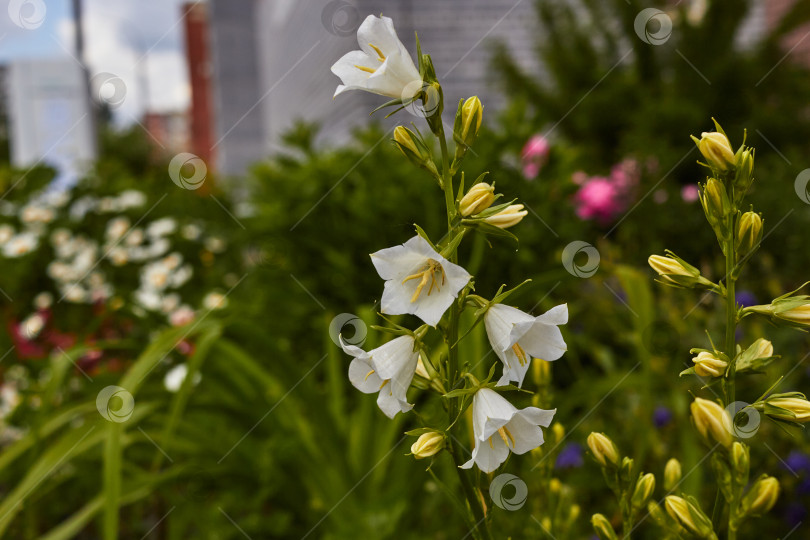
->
767, 397, 810, 423
454, 96, 483, 160
749, 338, 773, 359
692, 351, 728, 378
664, 458, 682, 491
695, 131, 735, 171
552, 422, 565, 444
740, 476, 779, 517
665, 496, 715, 539
731, 442, 750, 485
631, 473, 656, 510
691, 397, 733, 448
736, 211, 763, 258
459, 183, 496, 216
778, 304, 810, 326
734, 148, 754, 194
549, 478, 561, 494
569, 504, 581, 522
410, 432, 445, 459
700, 178, 731, 240
393, 126, 438, 176
482, 204, 527, 229
648, 254, 691, 280
648, 253, 715, 290
587, 432, 620, 468
591, 513, 617, 540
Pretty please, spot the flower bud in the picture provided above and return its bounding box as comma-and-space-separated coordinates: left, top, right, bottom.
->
731, 442, 749, 486
694, 131, 735, 171
648, 254, 691, 279
691, 397, 733, 448
700, 178, 731, 240
393, 126, 438, 176
631, 473, 656, 510
767, 397, 810, 423
664, 458, 682, 491
410, 431, 445, 459
733, 148, 754, 194
454, 96, 483, 160
415, 355, 430, 380
552, 422, 565, 444
587, 432, 620, 468
549, 478, 561, 493
459, 183, 496, 216
740, 476, 779, 517
483, 204, 527, 229
778, 304, 810, 326
591, 513, 617, 540
620, 456, 635, 484
692, 351, 728, 378
665, 496, 714, 539
569, 504, 581, 522
735, 211, 763, 258
748, 338, 773, 360
648, 253, 715, 290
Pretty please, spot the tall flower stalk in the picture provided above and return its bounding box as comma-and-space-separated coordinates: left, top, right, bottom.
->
332, 15, 568, 539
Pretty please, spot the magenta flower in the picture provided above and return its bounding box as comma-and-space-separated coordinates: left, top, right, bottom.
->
521, 135, 550, 179
574, 177, 623, 224
681, 184, 700, 203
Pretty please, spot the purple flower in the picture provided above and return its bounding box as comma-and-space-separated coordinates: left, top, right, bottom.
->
735, 290, 758, 308
555, 443, 584, 469
653, 406, 673, 428
785, 451, 810, 473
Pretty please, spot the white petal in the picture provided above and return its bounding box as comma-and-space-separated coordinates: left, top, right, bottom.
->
505, 414, 545, 455
348, 357, 383, 394
370, 236, 427, 281
363, 52, 420, 98
536, 303, 568, 325
486, 304, 534, 385
512, 312, 567, 362
468, 434, 510, 473
518, 407, 557, 428
339, 336, 370, 360
410, 286, 458, 327
471, 388, 518, 441
331, 50, 377, 88
376, 384, 412, 419
369, 336, 418, 399
356, 15, 402, 60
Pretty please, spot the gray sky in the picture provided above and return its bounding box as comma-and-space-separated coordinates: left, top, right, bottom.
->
1, 0, 190, 125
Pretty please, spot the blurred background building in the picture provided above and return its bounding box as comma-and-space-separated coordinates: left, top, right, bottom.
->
0, 0, 809, 181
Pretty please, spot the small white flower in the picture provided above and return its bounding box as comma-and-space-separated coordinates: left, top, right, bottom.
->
202, 291, 227, 310
161, 293, 181, 314
135, 288, 162, 311
331, 15, 422, 99
117, 190, 146, 209
484, 304, 568, 387
147, 218, 177, 238
204, 236, 226, 253
142, 262, 172, 291
33, 292, 53, 310
461, 388, 556, 473
169, 305, 195, 326
371, 236, 471, 327
181, 223, 202, 240
2, 232, 39, 258
107, 247, 129, 266
125, 228, 144, 247
105, 217, 130, 240
147, 238, 170, 258
61, 283, 88, 303
20, 204, 55, 224
164, 364, 201, 392
171, 265, 193, 288
0, 224, 15, 244
340, 335, 418, 419
21, 313, 45, 339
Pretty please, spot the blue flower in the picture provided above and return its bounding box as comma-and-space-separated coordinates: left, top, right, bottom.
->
735, 290, 758, 308
653, 406, 673, 428
555, 442, 584, 469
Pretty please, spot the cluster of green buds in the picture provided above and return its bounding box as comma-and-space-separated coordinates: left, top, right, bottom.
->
458, 178, 528, 233
586, 432, 656, 539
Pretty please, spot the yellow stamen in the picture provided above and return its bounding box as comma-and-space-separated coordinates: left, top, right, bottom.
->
379, 379, 390, 390
354, 64, 376, 74
498, 426, 516, 448
401, 259, 446, 303
364, 369, 376, 381
368, 43, 386, 62
489, 437, 494, 449
512, 343, 529, 366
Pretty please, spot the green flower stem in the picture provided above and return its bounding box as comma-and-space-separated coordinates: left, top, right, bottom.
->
435, 114, 492, 540
724, 202, 738, 540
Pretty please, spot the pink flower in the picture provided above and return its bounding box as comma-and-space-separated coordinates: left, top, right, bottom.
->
521, 135, 550, 179
681, 184, 700, 203
574, 177, 624, 225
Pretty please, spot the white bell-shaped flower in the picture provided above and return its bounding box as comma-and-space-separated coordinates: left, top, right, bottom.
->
340, 335, 418, 419
461, 388, 555, 473
331, 15, 422, 99
371, 236, 471, 327
484, 303, 568, 387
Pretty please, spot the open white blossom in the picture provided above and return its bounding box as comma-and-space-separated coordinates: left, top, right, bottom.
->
485, 304, 568, 387
461, 388, 556, 473
0, 224, 14, 244
2, 232, 39, 258
341, 335, 419, 419
371, 236, 471, 327
331, 15, 422, 99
